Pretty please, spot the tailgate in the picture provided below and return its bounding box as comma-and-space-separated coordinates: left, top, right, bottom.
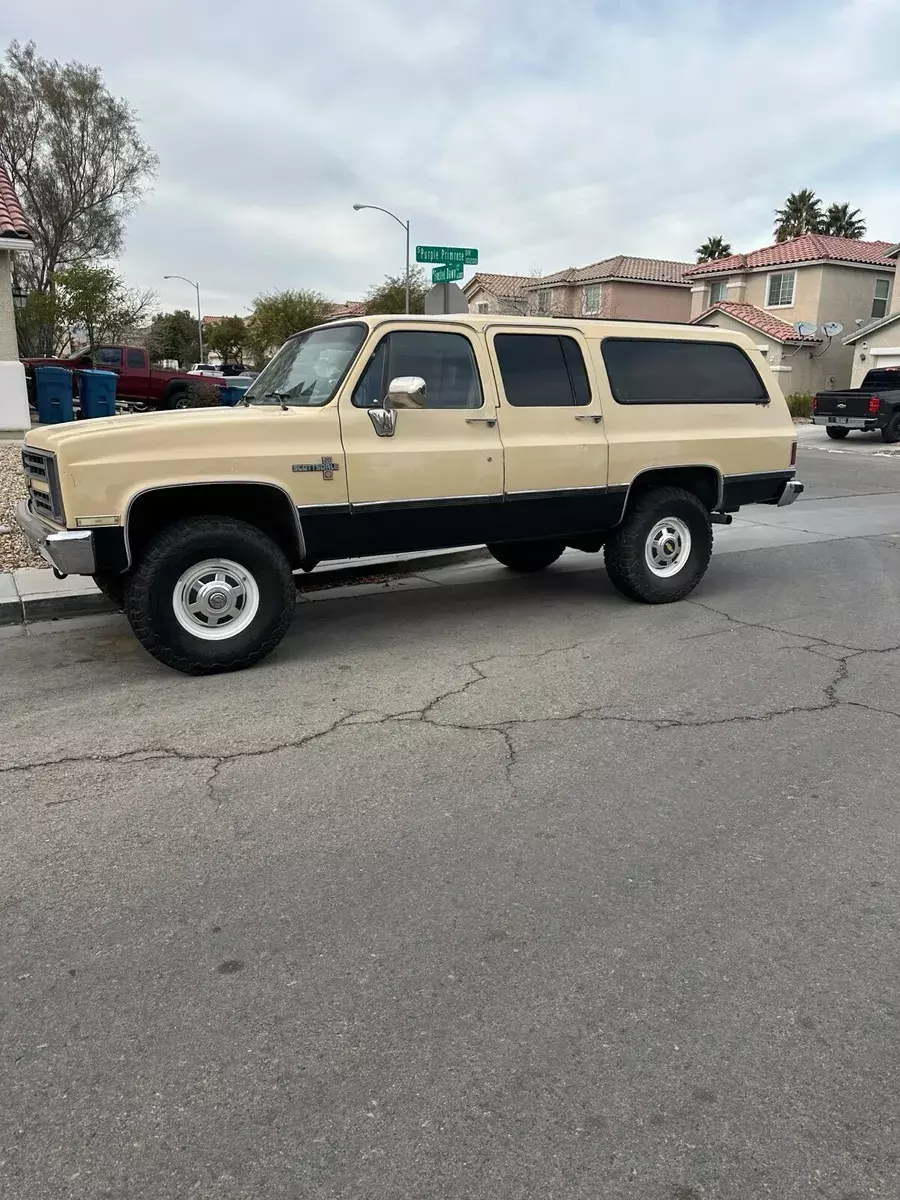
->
814, 390, 872, 418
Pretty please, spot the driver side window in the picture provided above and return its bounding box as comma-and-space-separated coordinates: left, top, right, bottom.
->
352, 330, 483, 409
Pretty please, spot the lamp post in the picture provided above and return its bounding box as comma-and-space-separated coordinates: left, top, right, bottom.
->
352, 204, 410, 314
164, 274, 204, 363
11, 283, 27, 309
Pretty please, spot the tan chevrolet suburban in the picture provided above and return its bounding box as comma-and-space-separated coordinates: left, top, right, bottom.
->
16, 314, 802, 674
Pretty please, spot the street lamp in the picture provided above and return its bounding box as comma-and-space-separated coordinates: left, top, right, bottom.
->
352, 203, 410, 314
11, 283, 27, 309
164, 274, 204, 363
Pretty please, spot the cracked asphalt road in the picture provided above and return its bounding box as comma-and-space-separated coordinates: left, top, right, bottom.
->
3, 440, 900, 1199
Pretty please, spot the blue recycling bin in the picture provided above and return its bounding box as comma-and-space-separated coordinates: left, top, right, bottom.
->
76, 369, 117, 418
219, 385, 245, 407
33, 365, 75, 424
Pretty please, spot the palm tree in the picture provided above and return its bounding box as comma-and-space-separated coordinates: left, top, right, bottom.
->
773, 189, 824, 242
822, 202, 866, 239
696, 235, 732, 263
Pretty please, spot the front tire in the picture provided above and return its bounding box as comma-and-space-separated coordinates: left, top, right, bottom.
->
881, 414, 900, 444
604, 486, 712, 603
125, 517, 295, 674
826, 425, 850, 440
487, 539, 566, 572
93, 573, 127, 610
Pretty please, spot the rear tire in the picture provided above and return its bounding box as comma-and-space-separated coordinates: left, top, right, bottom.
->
124, 517, 295, 674
166, 388, 190, 410
604, 486, 712, 604
487, 539, 566, 572
881, 414, 900, 444
826, 425, 850, 440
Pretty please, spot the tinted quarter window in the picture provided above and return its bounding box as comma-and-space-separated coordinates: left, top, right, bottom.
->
602, 338, 768, 404
495, 334, 591, 406
385, 331, 483, 409
127, 348, 146, 369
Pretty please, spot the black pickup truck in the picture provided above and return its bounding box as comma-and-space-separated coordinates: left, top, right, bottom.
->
812, 368, 900, 442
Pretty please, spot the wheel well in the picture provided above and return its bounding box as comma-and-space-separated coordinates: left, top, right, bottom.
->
626, 466, 721, 513
126, 484, 303, 569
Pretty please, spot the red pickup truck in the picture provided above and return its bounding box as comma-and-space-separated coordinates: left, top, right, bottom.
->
23, 344, 205, 412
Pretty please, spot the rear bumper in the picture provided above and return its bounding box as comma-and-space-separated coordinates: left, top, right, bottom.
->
812, 416, 876, 430
776, 479, 804, 507
15, 499, 96, 575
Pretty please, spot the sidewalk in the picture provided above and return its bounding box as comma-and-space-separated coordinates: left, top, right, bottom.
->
0, 546, 488, 626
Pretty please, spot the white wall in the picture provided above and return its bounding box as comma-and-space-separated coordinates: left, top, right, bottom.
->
0, 251, 19, 362
0, 360, 30, 437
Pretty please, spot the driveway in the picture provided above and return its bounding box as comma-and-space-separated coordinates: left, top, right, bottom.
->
2, 441, 899, 1199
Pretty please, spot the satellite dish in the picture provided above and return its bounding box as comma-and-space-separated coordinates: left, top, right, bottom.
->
821, 322, 844, 337
793, 321, 817, 336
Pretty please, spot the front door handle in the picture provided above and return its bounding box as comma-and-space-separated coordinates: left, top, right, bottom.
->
575, 414, 603, 423
466, 417, 497, 427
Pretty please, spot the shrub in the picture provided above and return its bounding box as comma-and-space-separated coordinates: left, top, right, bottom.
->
785, 392, 813, 419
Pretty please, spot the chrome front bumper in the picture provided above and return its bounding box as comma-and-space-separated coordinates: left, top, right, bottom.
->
15, 499, 96, 576
777, 480, 804, 507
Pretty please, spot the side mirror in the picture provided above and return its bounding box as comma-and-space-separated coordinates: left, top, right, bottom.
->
366, 376, 427, 437
386, 375, 427, 409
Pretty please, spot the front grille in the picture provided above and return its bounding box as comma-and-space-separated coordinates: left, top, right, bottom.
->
29, 488, 55, 520
21, 449, 64, 523
22, 449, 49, 481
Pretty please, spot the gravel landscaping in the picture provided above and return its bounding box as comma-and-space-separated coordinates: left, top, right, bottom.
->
0, 442, 42, 571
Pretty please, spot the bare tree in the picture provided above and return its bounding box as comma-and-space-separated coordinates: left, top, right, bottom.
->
0, 40, 158, 307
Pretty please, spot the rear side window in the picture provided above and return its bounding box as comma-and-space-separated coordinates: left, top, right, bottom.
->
602, 338, 768, 404
862, 369, 900, 391
494, 333, 591, 406
127, 348, 146, 369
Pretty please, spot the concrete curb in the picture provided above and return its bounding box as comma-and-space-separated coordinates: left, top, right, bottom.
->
0, 546, 490, 626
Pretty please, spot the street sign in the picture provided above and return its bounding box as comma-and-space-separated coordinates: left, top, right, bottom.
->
432, 264, 464, 283
416, 245, 478, 265
424, 282, 468, 315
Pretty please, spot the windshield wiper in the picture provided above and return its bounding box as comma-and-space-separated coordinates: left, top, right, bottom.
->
244, 389, 291, 408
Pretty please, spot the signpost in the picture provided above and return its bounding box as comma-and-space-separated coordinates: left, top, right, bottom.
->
416, 245, 478, 312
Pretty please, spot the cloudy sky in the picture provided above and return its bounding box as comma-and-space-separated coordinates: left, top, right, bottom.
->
8, 0, 900, 316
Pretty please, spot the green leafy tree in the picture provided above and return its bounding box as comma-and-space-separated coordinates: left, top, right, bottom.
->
773, 189, 824, 242
147, 309, 201, 367
822, 202, 866, 239
245, 289, 331, 366
54, 263, 155, 349
364, 267, 428, 315
205, 315, 247, 363
696, 235, 732, 263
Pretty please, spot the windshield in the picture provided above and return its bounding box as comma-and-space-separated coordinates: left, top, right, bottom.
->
243, 323, 366, 406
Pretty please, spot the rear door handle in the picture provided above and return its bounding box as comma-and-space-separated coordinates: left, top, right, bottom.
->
575, 414, 603, 423
466, 417, 497, 427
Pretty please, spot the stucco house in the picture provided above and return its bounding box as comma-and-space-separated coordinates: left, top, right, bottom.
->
464, 273, 533, 315
687, 234, 896, 393
465, 257, 693, 323
843, 244, 900, 386
0, 166, 34, 436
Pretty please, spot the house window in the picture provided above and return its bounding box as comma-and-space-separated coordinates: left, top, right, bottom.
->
583, 284, 602, 314
709, 280, 727, 305
536, 289, 552, 314
476, 301, 489, 314
766, 272, 795, 307
872, 278, 891, 320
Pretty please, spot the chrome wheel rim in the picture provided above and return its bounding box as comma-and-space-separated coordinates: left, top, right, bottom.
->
645, 517, 691, 578
172, 558, 259, 641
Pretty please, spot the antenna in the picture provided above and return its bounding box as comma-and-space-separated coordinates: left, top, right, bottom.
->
821, 322, 844, 337
793, 321, 817, 336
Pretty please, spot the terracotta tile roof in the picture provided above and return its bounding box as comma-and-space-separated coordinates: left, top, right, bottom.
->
685, 235, 896, 276
693, 300, 821, 342
572, 255, 693, 285
328, 301, 366, 318
0, 167, 31, 240
465, 272, 533, 299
